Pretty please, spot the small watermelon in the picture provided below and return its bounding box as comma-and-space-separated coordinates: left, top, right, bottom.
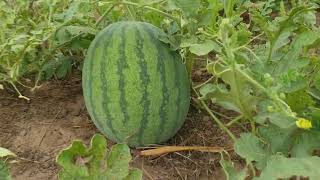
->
82, 21, 190, 147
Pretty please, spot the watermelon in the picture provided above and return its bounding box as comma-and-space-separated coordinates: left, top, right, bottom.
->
82, 21, 190, 147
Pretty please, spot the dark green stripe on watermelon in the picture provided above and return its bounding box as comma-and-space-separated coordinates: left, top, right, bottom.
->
83, 24, 118, 142
172, 52, 183, 133
117, 25, 130, 124
82, 21, 190, 147
99, 24, 123, 142
134, 25, 151, 145
141, 25, 169, 143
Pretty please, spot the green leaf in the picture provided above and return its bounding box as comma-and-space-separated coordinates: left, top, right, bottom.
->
105, 144, 132, 179
56, 58, 72, 79
0, 148, 14, 180
254, 111, 296, 128
258, 125, 294, 155
274, 30, 319, 76
0, 148, 16, 158
253, 5, 315, 62
311, 108, 320, 128
234, 133, 269, 169
55, 26, 96, 46
199, 83, 216, 98
295, 10, 317, 27
172, 0, 201, 18
205, 64, 258, 116
143, 11, 164, 27
315, 72, 320, 91
40, 55, 72, 80
87, 134, 107, 176
199, 0, 223, 27
124, 169, 143, 180
291, 131, 320, 157
199, 83, 241, 112
56, 1, 92, 22
56, 140, 89, 179
255, 155, 320, 180
220, 158, 247, 180
279, 72, 308, 93
285, 89, 315, 114
230, 25, 252, 47
0, 160, 10, 180
189, 40, 221, 56
256, 124, 320, 170
40, 59, 58, 80
56, 134, 141, 180
271, 28, 291, 54
180, 36, 198, 48
158, 34, 180, 50
309, 88, 320, 101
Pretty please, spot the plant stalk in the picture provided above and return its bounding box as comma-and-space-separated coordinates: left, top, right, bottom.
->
193, 88, 237, 141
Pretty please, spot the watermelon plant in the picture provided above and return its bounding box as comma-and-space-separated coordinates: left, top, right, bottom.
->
165, 0, 320, 179
56, 134, 142, 180
94, 0, 320, 179
0, 0, 104, 99
82, 21, 190, 147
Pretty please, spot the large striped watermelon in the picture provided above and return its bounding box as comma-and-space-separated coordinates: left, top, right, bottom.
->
82, 21, 190, 147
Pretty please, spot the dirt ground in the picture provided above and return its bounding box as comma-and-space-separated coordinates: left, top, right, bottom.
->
0, 73, 244, 180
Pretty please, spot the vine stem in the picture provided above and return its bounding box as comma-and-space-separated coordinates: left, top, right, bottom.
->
222, 31, 255, 133
123, 1, 179, 21
95, 4, 117, 27
235, 68, 267, 94
194, 76, 215, 89
234, 33, 264, 51
226, 115, 243, 127
103, 1, 179, 22
235, 67, 293, 115
240, 46, 262, 63
249, 162, 256, 177
9, 81, 30, 101
193, 87, 237, 141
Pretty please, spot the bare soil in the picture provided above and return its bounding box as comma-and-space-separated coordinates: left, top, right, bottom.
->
0, 74, 243, 180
